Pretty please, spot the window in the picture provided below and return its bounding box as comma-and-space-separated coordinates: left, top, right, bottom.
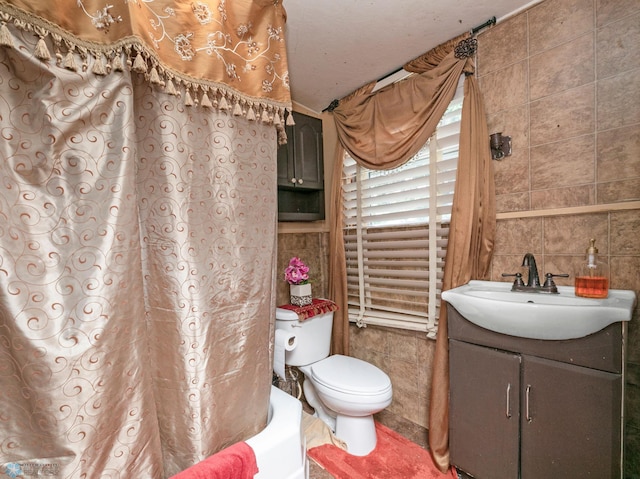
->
341, 79, 463, 338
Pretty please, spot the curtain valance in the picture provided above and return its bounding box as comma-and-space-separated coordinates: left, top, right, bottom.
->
331, 32, 473, 170
0, 0, 292, 137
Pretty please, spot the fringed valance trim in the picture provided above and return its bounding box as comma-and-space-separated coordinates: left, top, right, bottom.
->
0, 4, 295, 143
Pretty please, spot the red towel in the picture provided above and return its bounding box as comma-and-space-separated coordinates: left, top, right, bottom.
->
170, 442, 258, 479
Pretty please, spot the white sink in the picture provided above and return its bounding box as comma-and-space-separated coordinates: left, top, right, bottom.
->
442, 280, 637, 340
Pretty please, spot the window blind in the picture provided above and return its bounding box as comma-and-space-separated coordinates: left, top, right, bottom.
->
342, 79, 463, 338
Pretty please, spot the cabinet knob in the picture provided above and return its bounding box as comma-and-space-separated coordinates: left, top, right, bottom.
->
297, 178, 304, 185
290, 178, 297, 184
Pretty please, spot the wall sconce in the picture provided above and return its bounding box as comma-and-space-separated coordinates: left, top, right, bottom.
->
490, 132, 512, 160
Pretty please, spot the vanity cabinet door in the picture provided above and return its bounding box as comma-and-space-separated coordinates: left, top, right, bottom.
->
521, 355, 622, 479
449, 339, 521, 479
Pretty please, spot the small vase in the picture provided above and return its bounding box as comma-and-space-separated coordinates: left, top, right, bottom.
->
290, 283, 312, 306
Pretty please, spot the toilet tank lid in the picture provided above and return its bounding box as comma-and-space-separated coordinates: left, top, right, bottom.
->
275, 307, 300, 321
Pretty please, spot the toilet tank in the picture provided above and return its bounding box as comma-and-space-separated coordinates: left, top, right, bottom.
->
275, 307, 334, 366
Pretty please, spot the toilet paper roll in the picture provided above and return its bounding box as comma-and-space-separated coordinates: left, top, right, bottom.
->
274, 329, 297, 380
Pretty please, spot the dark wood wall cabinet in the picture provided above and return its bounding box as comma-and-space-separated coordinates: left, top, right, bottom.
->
448, 305, 624, 479
277, 111, 324, 222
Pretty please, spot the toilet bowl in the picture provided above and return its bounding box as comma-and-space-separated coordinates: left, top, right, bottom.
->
275, 306, 393, 456
299, 354, 392, 456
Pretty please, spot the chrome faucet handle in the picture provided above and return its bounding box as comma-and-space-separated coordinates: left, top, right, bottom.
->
502, 272, 524, 288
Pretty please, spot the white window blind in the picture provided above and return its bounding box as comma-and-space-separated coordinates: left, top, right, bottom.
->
341, 79, 464, 338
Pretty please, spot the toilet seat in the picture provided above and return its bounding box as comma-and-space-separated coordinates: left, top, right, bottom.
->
309, 355, 392, 396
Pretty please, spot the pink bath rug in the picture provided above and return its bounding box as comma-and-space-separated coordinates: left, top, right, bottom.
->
307, 421, 458, 479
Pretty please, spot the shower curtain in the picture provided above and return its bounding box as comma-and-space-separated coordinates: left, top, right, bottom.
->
0, 2, 288, 476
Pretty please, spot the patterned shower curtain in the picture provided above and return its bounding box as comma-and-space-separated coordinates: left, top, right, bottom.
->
0, 21, 278, 478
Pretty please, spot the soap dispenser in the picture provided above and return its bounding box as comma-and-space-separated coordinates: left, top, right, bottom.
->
575, 238, 609, 298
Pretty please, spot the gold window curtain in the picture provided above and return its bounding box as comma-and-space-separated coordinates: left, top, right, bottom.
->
429, 71, 496, 473
328, 33, 496, 472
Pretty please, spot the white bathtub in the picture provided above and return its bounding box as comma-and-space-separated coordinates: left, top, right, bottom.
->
246, 385, 308, 479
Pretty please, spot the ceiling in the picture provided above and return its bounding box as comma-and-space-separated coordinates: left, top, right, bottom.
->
284, 0, 539, 113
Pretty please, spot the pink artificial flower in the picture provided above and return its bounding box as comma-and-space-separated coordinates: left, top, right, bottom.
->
284, 257, 310, 285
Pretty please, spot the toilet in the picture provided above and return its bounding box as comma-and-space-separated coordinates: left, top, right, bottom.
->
275, 306, 393, 456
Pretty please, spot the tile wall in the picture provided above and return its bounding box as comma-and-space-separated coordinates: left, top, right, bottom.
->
478, 0, 640, 475
277, 232, 330, 307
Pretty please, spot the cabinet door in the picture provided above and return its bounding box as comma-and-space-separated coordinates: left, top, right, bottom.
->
277, 112, 323, 190
291, 113, 323, 190
521, 355, 621, 479
449, 340, 521, 479
277, 131, 296, 188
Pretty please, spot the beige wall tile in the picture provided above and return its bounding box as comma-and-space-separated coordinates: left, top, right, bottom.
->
388, 357, 418, 397
387, 329, 418, 363
529, 0, 594, 54
477, 14, 528, 77
530, 33, 595, 100
597, 71, 640, 131
387, 382, 421, 424
531, 134, 595, 189
494, 161, 529, 196
530, 84, 595, 146
543, 213, 609, 254
495, 217, 543, 254
411, 398, 429, 429
494, 160, 530, 196
479, 61, 528, 116
597, 179, 640, 203
531, 185, 595, 209
496, 192, 531, 213
597, 13, 640, 79
597, 124, 640, 182
417, 338, 434, 394
417, 359, 433, 425
350, 323, 388, 355
490, 254, 530, 281
611, 210, 640, 255
543, 254, 582, 285
610, 256, 640, 291
596, 0, 640, 27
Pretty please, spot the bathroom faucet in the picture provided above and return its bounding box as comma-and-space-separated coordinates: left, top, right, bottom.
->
521, 253, 540, 288
502, 253, 569, 293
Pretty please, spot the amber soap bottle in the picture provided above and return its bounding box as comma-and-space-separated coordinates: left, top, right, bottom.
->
575, 238, 609, 299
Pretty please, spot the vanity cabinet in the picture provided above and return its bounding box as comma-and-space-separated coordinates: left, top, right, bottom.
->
448, 305, 623, 479
277, 111, 324, 221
